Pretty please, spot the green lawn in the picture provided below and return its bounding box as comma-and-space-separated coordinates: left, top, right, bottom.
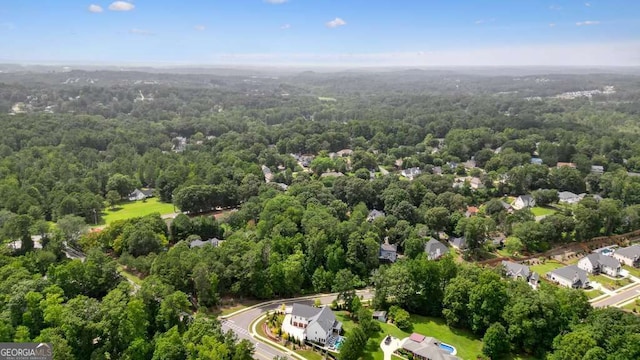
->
589, 275, 633, 290
529, 260, 565, 276
623, 265, 640, 278
116, 265, 143, 286
530, 207, 556, 217
101, 198, 175, 225
585, 289, 605, 299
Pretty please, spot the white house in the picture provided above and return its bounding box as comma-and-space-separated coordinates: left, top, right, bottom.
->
578, 253, 621, 277
128, 188, 154, 201
547, 265, 590, 289
512, 195, 535, 210
613, 245, 640, 267
379, 242, 398, 263
283, 304, 342, 346
372, 311, 387, 322
558, 191, 584, 204
401, 167, 422, 180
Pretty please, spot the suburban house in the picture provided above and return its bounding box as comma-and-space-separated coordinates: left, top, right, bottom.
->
372, 311, 387, 322
449, 237, 467, 250
320, 172, 345, 178
491, 233, 506, 248
367, 209, 385, 222
546, 265, 590, 289
500, 201, 514, 213
336, 149, 353, 157
501, 261, 539, 288
530, 157, 543, 165
379, 242, 398, 263
578, 253, 621, 277
463, 159, 476, 169
425, 238, 449, 260
591, 165, 605, 174
558, 191, 583, 204
128, 188, 154, 201
400, 333, 459, 360
432, 166, 443, 175
401, 167, 422, 180
613, 245, 640, 267
261, 165, 273, 183
512, 195, 535, 210
283, 304, 342, 346
189, 238, 223, 248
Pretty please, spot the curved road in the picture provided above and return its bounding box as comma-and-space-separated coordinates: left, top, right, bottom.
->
221, 289, 374, 360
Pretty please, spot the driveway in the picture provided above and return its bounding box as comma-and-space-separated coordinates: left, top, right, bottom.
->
380, 336, 403, 360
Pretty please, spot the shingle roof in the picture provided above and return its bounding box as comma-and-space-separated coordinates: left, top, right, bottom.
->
291, 303, 321, 319
402, 334, 460, 360
449, 237, 466, 249
583, 253, 620, 269
548, 265, 588, 286
615, 245, 640, 259
502, 261, 530, 278
380, 242, 397, 252
309, 306, 338, 333
425, 239, 449, 259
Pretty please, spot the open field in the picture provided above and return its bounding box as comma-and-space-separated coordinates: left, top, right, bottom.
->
529, 260, 566, 275
101, 198, 176, 225
530, 207, 556, 217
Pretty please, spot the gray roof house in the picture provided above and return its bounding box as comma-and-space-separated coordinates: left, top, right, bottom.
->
189, 238, 222, 248
401, 333, 459, 360
367, 209, 386, 222
128, 188, 154, 201
289, 304, 342, 345
513, 195, 535, 210
379, 242, 398, 263
591, 165, 605, 174
501, 261, 539, 288
449, 237, 467, 250
547, 265, 590, 289
558, 191, 584, 204
613, 245, 640, 267
401, 167, 422, 180
578, 253, 621, 277
425, 238, 449, 260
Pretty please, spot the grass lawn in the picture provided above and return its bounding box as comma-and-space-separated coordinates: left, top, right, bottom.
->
359, 315, 484, 360
101, 198, 175, 225
530, 207, 556, 217
529, 260, 565, 275
622, 300, 640, 312
116, 265, 143, 286
585, 289, 605, 299
623, 265, 640, 278
589, 275, 634, 290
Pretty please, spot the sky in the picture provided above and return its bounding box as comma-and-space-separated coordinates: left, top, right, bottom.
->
1, 0, 639, 67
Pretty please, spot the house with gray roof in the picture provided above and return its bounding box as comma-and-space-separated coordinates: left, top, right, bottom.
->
401, 333, 459, 360
591, 165, 604, 174
367, 209, 385, 222
513, 195, 535, 210
401, 167, 422, 180
449, 237, 467, 250
128, 188, 154, 201
425, 238, 449, 260
501, 261, 539, 288
379, 241, 398, 263
578, 253, 621, 277
189, 238, 222, 249
613, 245, 640, 267
287, 304, 342, 346
558, 191, 584, 204
546, 265, 590, 289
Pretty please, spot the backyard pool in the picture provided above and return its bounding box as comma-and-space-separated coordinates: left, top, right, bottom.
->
439, 342, 457, 355
334, 337, 344, 350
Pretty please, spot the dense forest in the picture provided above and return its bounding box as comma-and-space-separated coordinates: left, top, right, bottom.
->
1, 68, 640, 359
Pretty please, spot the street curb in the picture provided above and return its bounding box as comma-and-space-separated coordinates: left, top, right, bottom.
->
250, 314, 306, 360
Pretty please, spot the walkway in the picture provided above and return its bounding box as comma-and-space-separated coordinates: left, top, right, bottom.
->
380, 336, 403, 360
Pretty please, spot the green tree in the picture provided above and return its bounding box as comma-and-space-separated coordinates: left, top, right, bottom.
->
107, 173, 136, 199
106, 190, 121, 209
338, 326, 368, 360
152, 326, 186, 360
482, 323, 510, 359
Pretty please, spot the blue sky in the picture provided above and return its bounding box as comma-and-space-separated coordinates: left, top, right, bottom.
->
1, 0, 639, 66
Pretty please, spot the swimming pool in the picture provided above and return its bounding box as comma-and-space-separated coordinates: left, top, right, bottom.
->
335, 338, 344, 350
439, 343, 457, 355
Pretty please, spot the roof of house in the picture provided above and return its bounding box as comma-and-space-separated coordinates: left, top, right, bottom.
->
558, 191, 579, 200
518, 194, 533, 203
367, 209, 385, 221
500, 201, 512, 209
557, 162, 577, 168
140, 188, 154, 197
380, 242, 397, 252
403, 334, 459, 360
548, 265, 589, 285
449, 237, 466, 249
372, 311, 387, 318
530, 272, 539, 282
291, 303, 321, 319
583, 253, 621, 269
614, 245, 640, 259
425, 238, 449, 259
531, 157, 543, 164
189, 238, 221, 248
320, 172, 344, 177
591, 165, 604, 171
466, 206, 478, 214
308, 305, 339, 333
502, 261, 531, 278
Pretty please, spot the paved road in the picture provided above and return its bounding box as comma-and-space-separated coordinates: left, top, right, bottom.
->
221, 289, 374, 360
592, 283, 640, 308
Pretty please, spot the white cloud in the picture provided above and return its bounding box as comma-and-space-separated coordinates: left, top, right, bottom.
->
549, 23, 556, 28
129, 28, 154, 36
264, 0, 288, 4
109, 1, 135, 11
325, 18, 346, 28
280, 23, 291, 30
88, 4, 103, 13
549, 5, 562, 10
576, 20, 600, 26
194, 25, 206, 31
585, 2, 592, 7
